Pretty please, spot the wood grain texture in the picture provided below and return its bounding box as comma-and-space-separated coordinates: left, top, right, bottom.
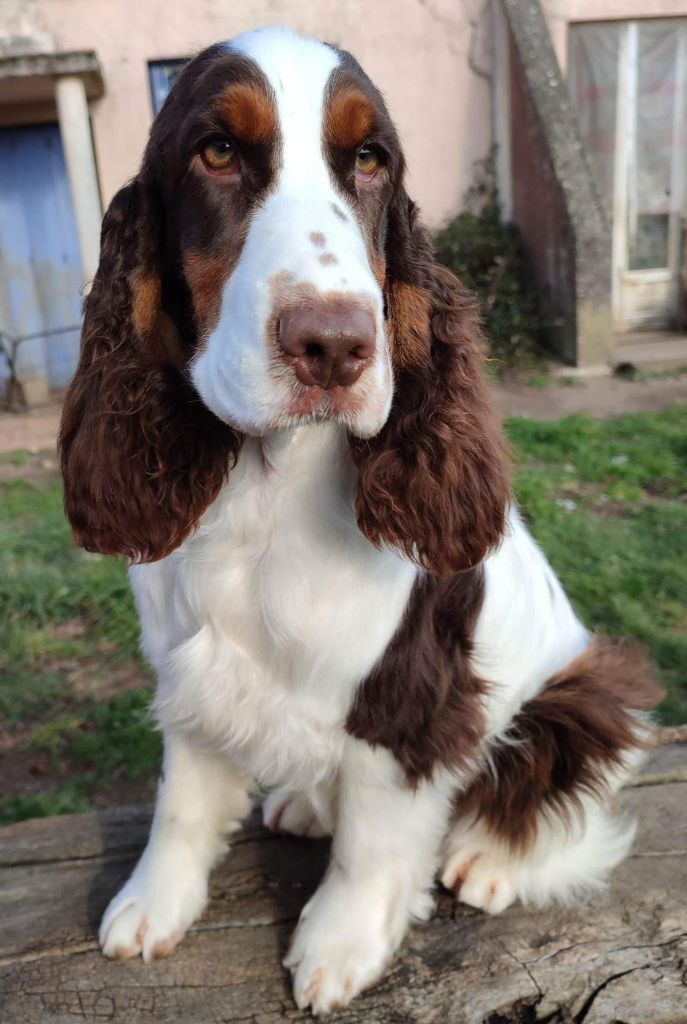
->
0, 745, 685, 1024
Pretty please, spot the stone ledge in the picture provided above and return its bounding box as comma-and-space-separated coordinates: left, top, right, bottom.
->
0, 50, 104, 101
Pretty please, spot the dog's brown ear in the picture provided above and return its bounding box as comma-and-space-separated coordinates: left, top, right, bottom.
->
350, 191, 510, 575
59, 174, 241, 563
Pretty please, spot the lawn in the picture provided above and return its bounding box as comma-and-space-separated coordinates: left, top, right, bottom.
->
1, 405, 686, 824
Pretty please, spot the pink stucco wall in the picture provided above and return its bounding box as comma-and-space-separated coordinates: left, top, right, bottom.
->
31, 0, 493, 229
6, 1, 687, 233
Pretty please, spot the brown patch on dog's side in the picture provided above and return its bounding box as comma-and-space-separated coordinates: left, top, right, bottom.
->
350, 210, 511, 577
218, 81, 277, 143
310, 231, 326, 248
454, 637, 664, 852
325, 86, 377, 150
346, 569, 488, 785
319, 253, 338, 266
182, 249, 232, 336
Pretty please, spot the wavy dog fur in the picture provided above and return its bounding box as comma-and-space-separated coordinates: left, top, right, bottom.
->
455, 637, 663, 852
59, 177, 242, 563
351, 193, 510, 577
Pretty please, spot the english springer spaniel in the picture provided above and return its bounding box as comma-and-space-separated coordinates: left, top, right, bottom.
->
60, 26, 660, 1015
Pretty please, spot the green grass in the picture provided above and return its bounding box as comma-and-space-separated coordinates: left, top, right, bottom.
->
508, 405, 687, 723
0, 405, 685, 824
0, 465, 158, 823
0, 478, 142, 722
0, 690, 159, 826
0, 781, 93, 826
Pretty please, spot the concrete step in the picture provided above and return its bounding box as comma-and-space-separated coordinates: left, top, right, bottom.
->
613, 332, 687, 372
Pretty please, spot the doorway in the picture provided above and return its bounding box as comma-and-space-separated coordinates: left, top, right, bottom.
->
569, 19, 687, 332
0, 123, 83, 391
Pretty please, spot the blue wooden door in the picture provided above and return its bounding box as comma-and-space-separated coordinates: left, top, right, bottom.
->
0, 124, 83, 389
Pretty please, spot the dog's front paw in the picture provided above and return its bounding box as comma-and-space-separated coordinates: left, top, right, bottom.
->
284, 871, 409, 1014
99, 853, 207, 962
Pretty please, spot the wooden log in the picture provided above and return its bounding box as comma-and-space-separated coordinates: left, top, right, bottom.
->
0, 744, 685, 1024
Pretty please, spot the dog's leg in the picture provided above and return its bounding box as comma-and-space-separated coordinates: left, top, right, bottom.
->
442, 637, 659, 913
441, 781, 640, 914
284, 739, 452, 1015
99, 731, 250, 961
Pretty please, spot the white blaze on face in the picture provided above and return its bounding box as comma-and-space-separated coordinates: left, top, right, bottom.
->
190, 26, 391, 438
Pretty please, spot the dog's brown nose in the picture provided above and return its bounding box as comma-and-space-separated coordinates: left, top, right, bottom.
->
278, 304, 375, 389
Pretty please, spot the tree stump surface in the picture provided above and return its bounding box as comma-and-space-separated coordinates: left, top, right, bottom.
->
1, 743, 686, 1024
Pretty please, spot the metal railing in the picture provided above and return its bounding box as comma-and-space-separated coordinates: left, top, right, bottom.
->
0, 324, 82, 402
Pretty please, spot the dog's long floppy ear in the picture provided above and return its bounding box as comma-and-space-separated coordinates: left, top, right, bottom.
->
351, 190, 510, 576
59, 172, 241, 563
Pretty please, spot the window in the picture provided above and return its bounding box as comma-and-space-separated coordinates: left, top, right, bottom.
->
148, 59, 188, 116
569, 19, 687, 330
569, 20, 687, 272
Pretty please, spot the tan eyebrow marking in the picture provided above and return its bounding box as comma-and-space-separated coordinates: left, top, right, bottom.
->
386, 281, 432, 370
325, 86, 377, 149
309, 231, 327, 248
319, 253, 338, 266
218, 81, 277, 143
182, 249, 233, 335
131, 273, 161, 336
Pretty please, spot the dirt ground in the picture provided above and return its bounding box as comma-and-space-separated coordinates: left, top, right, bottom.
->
492, 372, 687, 421
0, 402, 63, 454
1, 373, 686, 455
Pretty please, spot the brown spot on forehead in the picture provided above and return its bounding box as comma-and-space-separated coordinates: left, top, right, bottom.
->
218, 81, 277, 143
269, 269, 375, 314
309, 231, 326, 248
319, 252, 338, 266
325, 86, 377, 150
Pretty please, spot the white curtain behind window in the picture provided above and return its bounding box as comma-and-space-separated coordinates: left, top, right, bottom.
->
568, 23, 620, 219
569, 20, 687, 272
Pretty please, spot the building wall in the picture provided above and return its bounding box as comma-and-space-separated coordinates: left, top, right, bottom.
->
28, 0, 493, 229
509, 33, 577, 362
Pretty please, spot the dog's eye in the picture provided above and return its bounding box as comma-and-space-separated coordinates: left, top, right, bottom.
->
355, 144, 381, 181
200, 137, 238, 174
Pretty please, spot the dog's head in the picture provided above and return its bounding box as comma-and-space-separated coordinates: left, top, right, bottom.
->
60, 27, 509, 572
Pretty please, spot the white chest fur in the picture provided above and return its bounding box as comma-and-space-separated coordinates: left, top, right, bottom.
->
130, 424, 416, 788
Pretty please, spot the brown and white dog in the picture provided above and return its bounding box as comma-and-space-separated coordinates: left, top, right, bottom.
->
60, 27, 660, 1015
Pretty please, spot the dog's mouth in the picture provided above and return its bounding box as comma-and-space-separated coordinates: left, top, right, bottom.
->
271, 354, 392, 438
271, 383, 369, 429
